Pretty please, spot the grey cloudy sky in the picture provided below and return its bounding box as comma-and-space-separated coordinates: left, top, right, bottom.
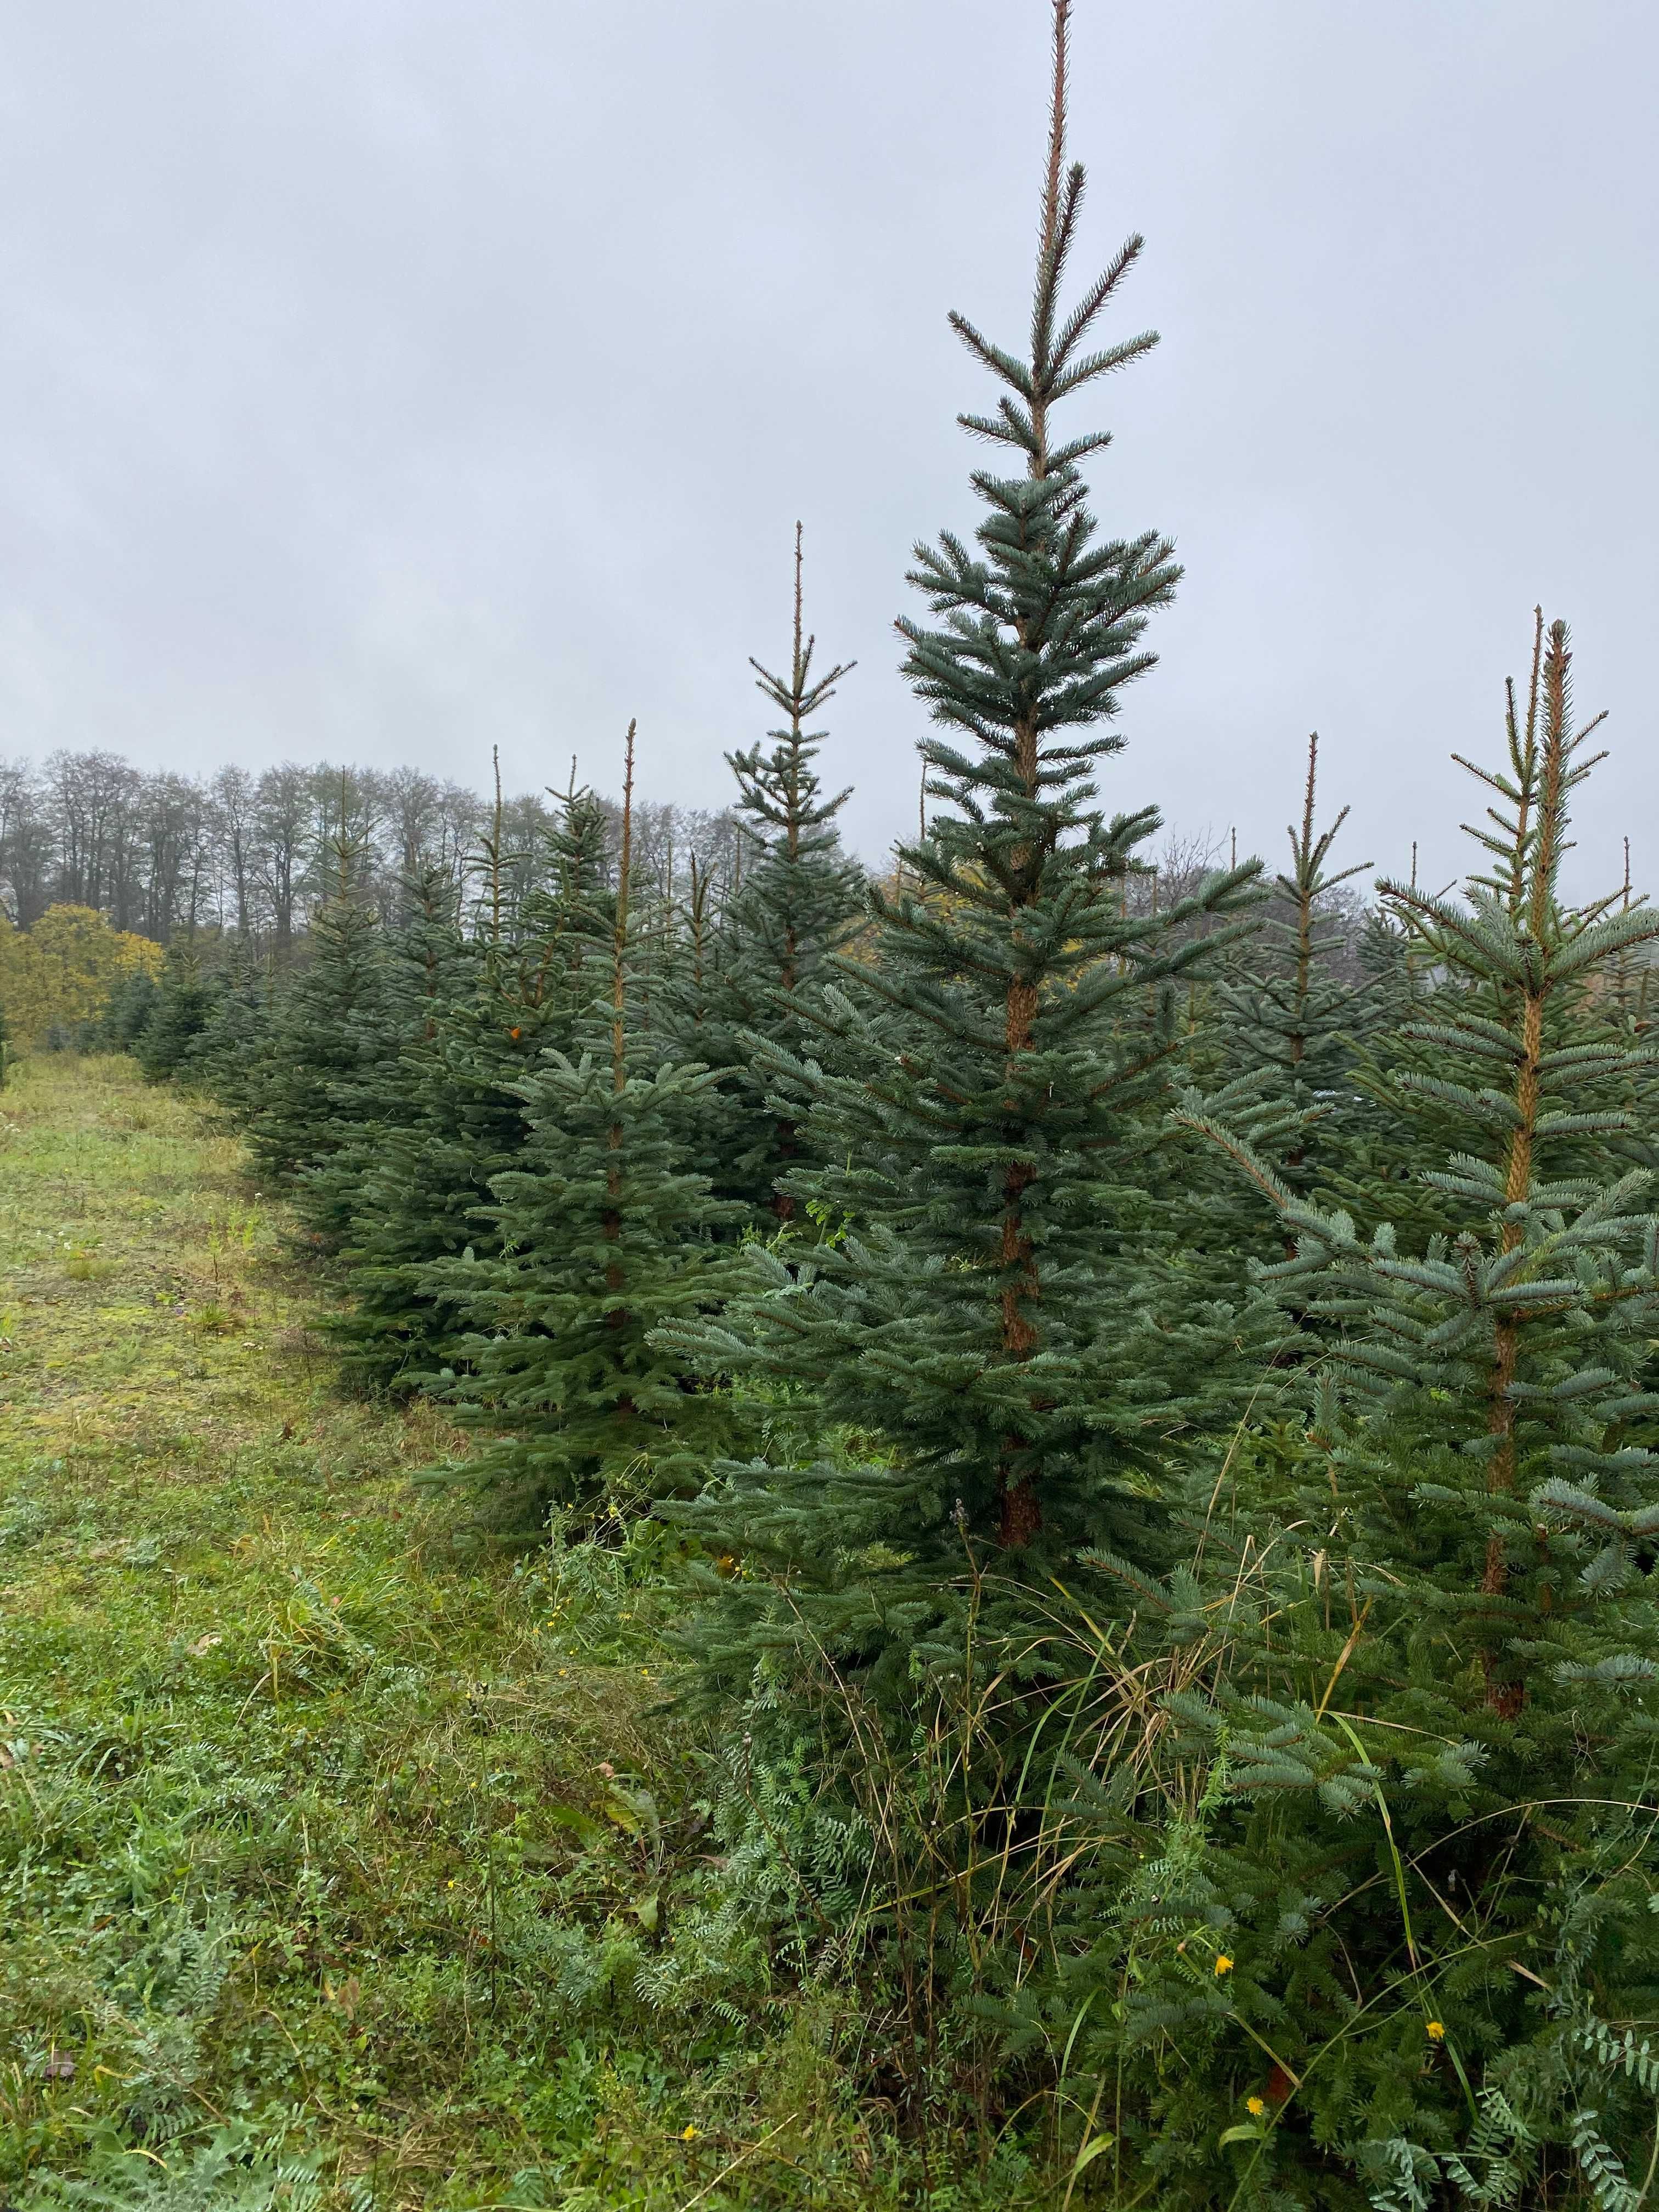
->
1, 1, 1654, 892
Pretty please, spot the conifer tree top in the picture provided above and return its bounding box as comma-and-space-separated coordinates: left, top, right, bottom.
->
727, 522, 854, 865
893, 0, 1202, 950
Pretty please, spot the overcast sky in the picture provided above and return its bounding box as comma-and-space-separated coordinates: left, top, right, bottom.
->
1, 1, 1654, 893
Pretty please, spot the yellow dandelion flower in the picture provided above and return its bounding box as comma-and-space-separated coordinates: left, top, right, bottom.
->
1245, 2096, 1266, 2118
681, 2124, 699, 2141
1426, 2019, 1445, 2041
1215, 1954, 1234, 1977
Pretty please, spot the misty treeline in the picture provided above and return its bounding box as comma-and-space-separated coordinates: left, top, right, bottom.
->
27, 4, 1659, 2205
0, 743, 744, 949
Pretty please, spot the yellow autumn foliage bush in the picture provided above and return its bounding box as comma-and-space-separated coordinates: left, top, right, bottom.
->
0, 904, 164, 1046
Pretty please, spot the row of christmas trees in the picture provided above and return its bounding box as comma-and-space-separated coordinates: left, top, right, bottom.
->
109, 4, 1659, 2196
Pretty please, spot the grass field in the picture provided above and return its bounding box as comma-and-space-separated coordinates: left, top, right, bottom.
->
0, 1057, 1000, 2211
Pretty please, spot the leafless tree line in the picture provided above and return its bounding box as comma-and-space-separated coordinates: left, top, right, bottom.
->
1, 750, 1368, 977
0, 750, 742, 952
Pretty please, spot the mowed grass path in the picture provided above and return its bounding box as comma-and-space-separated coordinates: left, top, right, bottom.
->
0, 1058, 880, 2212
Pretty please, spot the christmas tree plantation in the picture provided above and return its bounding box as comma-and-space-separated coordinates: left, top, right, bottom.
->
83, 5, 1659, 2202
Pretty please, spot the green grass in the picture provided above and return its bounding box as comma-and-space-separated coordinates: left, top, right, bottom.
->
0, 1057, 1030, 2210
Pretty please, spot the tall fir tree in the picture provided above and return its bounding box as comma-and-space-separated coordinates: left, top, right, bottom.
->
693, 526, 862, 1218
1142, 616, 1659, 2202
665, 0, 1267, 1700
1330, 629, 1596, 1247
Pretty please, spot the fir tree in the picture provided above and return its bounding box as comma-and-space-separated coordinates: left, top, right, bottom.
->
430, 724, 741, 1524
1184, 616, 1659, 1705
94, 965, 161, 1058
133, 949, 218, 1082
695, 525, 861, 1218
1143, 616, 1659, 2198
1216, 731, 1371, 1200
511, 761, 618, 1039
655, 847, 733, 1197
1332, 628, 1618, 1246
183, 937, 270, 1115
321, 857, 477, 1385
665, 0, 1266, 1699
332, 779, 614, 1392
242, 822, 400, 1239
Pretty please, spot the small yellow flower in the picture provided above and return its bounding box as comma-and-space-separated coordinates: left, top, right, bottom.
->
1426, 2019, 1445, 2042
1215, 1954, 1234, 1977
1245, 2096, 1266, 2118
446, 1878, 456, 1889
681, 2124, 699, 2141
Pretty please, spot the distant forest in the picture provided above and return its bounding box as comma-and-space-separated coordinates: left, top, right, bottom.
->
0, 747, 745, 949
1, 741, 1320, 983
